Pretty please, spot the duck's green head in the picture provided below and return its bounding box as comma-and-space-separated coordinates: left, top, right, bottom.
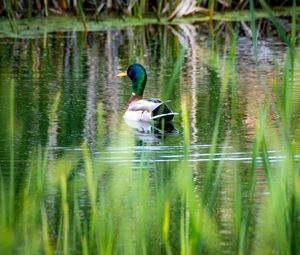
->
117, 63, 147, 96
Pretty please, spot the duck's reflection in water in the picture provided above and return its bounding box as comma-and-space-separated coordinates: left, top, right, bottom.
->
125, 119, 178, 143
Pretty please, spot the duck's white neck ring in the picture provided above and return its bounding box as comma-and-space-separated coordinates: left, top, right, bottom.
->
132, 92, 136, 96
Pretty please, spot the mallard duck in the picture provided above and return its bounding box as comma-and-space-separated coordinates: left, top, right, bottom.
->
117, 63, 177, 122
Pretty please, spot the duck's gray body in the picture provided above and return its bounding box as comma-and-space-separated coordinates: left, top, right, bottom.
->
124, 98, 177, 122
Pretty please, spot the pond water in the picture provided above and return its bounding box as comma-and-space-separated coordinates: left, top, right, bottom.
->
0, 23, 297, 253
0, 25, 288, 150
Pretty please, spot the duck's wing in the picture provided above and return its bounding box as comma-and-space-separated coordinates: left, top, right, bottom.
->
127, 98, 163, 112
126, 98, 178, 122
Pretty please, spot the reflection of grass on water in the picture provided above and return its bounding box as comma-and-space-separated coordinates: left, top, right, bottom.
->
1, 8, 300, 255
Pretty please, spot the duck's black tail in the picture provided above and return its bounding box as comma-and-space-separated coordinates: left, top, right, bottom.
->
151, 103, 178, 122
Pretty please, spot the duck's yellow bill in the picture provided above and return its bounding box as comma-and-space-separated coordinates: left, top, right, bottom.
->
116, 72, 127, 77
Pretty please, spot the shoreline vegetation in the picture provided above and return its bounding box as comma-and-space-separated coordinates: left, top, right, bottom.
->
0, 0, 299, 36
0, 7, 299, 37
0, 0, 297, 19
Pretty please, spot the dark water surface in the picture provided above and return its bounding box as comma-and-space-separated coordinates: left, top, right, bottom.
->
0, 23, 295, 252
